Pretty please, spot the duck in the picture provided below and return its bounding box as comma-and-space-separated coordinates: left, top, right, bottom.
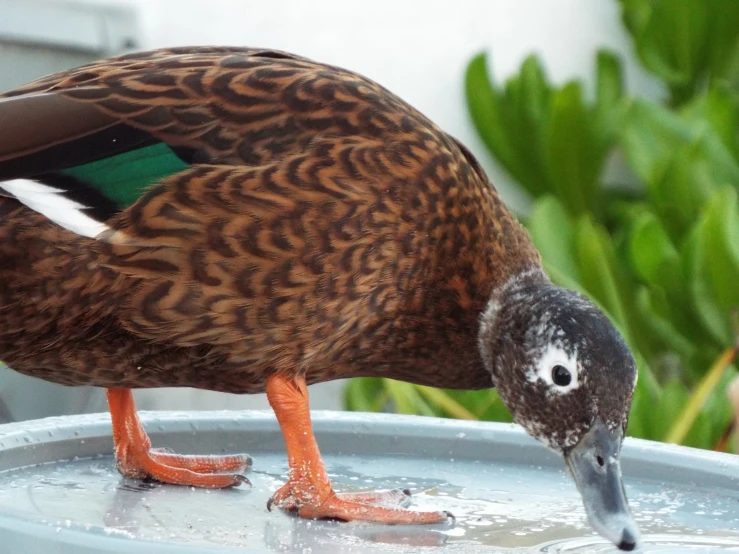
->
0, 46, 638, 550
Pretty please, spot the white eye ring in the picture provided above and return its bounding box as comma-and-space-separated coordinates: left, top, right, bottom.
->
528, 344, 581, 394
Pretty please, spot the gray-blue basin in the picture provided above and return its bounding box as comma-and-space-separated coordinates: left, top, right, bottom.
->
0, 410, 736, 553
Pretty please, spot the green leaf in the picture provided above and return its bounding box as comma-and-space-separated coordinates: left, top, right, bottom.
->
685, 222, 733, 345
634, 287, 696, 361
594, 50, 626, 140
465, 53, 550, 196
446, 389, 513, 422
517, 55, 552, 131
714, 40, 739, 92
544, 83, 605, 215
701, 187, 739, 316
621, 98, 739, 237
619, 0, 710, 104
344, 378, 386, 412
465, 53, 513, 170
650, 380, 689, 441
620, 98, 691, 187
679, 188, 739, 349
628, 211, 679, 285
415, 386, 477, 420
627, 356, 661, 440
620, 0, 739, 103
478, 390, 514, 423
665, 347, 736, 444
575, 218, 628, 329
527, 196, 579, 283
500, 57, 555, 197
681, 87, 739, 161
705, 0, 739, 89
701, 365, 736, 438
384, 380, 436, 416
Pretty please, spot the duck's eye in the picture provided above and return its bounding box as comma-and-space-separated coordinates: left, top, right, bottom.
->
552, 365, 572, 387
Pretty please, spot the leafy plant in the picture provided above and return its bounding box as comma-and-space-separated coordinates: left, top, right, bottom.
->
619, 0, 739, 106
345, 0, 739, 451
464, 51, 624, 218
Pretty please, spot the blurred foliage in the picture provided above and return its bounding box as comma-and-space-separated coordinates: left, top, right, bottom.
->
345, 0, 739, 451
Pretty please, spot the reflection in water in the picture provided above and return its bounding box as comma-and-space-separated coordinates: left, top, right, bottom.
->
540, 534, 739, 553
0, 453, 737, 552
263, 517, 450, 553
103, 479, 159, 533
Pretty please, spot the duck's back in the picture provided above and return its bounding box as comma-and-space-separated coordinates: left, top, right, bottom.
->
0, 47, 540, 393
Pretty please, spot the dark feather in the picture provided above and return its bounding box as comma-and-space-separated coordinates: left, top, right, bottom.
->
0, 93, 119, 163
0, 120, 160, 182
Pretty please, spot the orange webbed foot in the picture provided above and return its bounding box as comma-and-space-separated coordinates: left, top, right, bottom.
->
266, 374, 454, 525
107, 388, 251, 488
269, 483, 451, 524
268, 485, 412, 511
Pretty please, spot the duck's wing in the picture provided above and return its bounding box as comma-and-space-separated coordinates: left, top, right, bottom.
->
0, 46, 408, 239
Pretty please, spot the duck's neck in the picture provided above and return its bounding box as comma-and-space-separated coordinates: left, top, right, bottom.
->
477, 267, 550, 375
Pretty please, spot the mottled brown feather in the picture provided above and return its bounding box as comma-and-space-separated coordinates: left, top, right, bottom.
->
0, 47, 541, 393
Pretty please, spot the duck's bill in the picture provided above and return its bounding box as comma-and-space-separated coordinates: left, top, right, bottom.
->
564, 418, 640, 552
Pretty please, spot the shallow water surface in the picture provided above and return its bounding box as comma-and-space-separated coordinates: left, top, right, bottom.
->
0, 450, 737, 553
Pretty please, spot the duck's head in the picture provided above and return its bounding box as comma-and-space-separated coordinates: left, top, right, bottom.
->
478, 269, 639, 551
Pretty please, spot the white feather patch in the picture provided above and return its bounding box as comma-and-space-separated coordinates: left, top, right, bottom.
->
633, 367, 639, 391
0, 179, 110, 238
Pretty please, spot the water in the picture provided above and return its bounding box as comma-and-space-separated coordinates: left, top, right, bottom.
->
0, 451, 736, 553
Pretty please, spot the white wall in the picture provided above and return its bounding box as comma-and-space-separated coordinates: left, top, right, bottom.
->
2, 0, 663, 418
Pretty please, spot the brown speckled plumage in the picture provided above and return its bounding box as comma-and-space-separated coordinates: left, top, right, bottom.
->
0, 47, 539, 393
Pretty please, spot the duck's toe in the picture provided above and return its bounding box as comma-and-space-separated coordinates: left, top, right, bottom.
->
118, 450, 251, 488
269, 481, 450, 524
334, 487, 413, 509
295, 493, 452, 525
149, 450, 252, 474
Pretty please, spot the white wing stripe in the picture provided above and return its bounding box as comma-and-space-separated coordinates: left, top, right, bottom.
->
0, 178, 110, 238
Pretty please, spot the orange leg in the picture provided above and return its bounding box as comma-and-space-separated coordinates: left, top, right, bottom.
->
266, 374, 453, 524
106, 388, 251, 488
